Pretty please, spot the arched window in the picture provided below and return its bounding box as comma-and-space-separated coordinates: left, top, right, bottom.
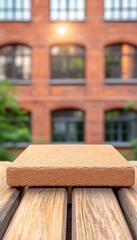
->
52, 109, 84, 143
0, 0, 31, 21
105, 110, 137, 144
0, 45, 31, 82
106, 44, 137, 81
51, 45, 85, 84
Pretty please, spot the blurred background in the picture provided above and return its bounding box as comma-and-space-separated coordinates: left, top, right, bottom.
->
0, 0, 137, 161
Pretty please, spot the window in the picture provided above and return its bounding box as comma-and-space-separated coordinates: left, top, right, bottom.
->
50, 0, 85, 21
0, 0, 31, 21
52, 109, 84, 143
0, 45, 31, 83
105, 44, 137, 82
104, 0, 137, 21
105, 110, 137, 144
51, 45, 85, 83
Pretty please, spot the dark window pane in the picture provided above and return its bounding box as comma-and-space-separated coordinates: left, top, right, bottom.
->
51, 45, 85, 79
106, 44, 137, 79
105, 110, 137, 143
77, 121, 84, 141
52, 110, 84, 143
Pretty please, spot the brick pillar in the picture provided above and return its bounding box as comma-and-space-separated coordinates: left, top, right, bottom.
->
32, 102, 50, 144
85, 102, 104, 144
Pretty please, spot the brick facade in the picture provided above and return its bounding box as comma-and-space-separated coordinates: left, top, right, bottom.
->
0, 0, 137, 153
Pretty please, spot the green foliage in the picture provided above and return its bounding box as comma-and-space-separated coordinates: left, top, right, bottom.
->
105, 110, 119, 119
32, 137, 46, 144
0, 80, 31, 161
124, 100, 137, 111
124, 101, 137, 160
121, 151, 130, 160
132, 140, 137, 160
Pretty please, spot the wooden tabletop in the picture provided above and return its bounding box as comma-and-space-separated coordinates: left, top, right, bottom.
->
0, 161, 137, 240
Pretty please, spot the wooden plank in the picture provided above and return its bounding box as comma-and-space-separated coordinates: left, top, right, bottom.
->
72, 188, 133, 240
0, 162, 23, 240
3, 188, 67, 240
0, 161, 10, 167
115, 162, 137, 240
0, 161, 10, 171
130, 161, 137, 167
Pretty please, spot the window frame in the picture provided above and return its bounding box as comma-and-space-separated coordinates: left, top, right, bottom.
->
105, 44, 137, 83
0, 44, 32, 84
50, 44, 86, 84
49, 0, 86, 22
104, 0, 137, 22
0, 0, 32, 22
51, 109, 85, 143
104, 110, 137, 146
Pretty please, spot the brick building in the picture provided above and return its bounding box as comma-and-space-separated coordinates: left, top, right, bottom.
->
0, 0, 137, 155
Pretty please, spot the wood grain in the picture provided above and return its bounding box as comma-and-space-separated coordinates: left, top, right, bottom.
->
115, 162, 137, 240
0, 162, 23, 240
3, 188, 67, 240
72, 188, 133, 240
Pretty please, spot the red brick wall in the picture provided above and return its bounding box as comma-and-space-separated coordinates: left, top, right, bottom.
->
0, 0, 137, 147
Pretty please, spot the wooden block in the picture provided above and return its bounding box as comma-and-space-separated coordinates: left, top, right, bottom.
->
3, 188, 67, 240
72, 188, 133, 240
0, 162, 23, 239
7, 144, 135, 187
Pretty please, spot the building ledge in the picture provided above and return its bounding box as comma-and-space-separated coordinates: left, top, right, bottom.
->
1, 142, 30, 149
104, 142, 132, 147
13, 80, 31, 85
49, 18, 86, 22
50, 79, 86, 85
0, 19, 31, 23
105, 79, 137, 84
104, 20, 137, 22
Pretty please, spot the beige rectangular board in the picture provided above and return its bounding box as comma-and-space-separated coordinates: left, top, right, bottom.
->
7, 144, 135, 187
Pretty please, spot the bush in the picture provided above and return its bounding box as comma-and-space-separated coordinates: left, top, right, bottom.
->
0, 81, 31, 161
124, 101, 137, 160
